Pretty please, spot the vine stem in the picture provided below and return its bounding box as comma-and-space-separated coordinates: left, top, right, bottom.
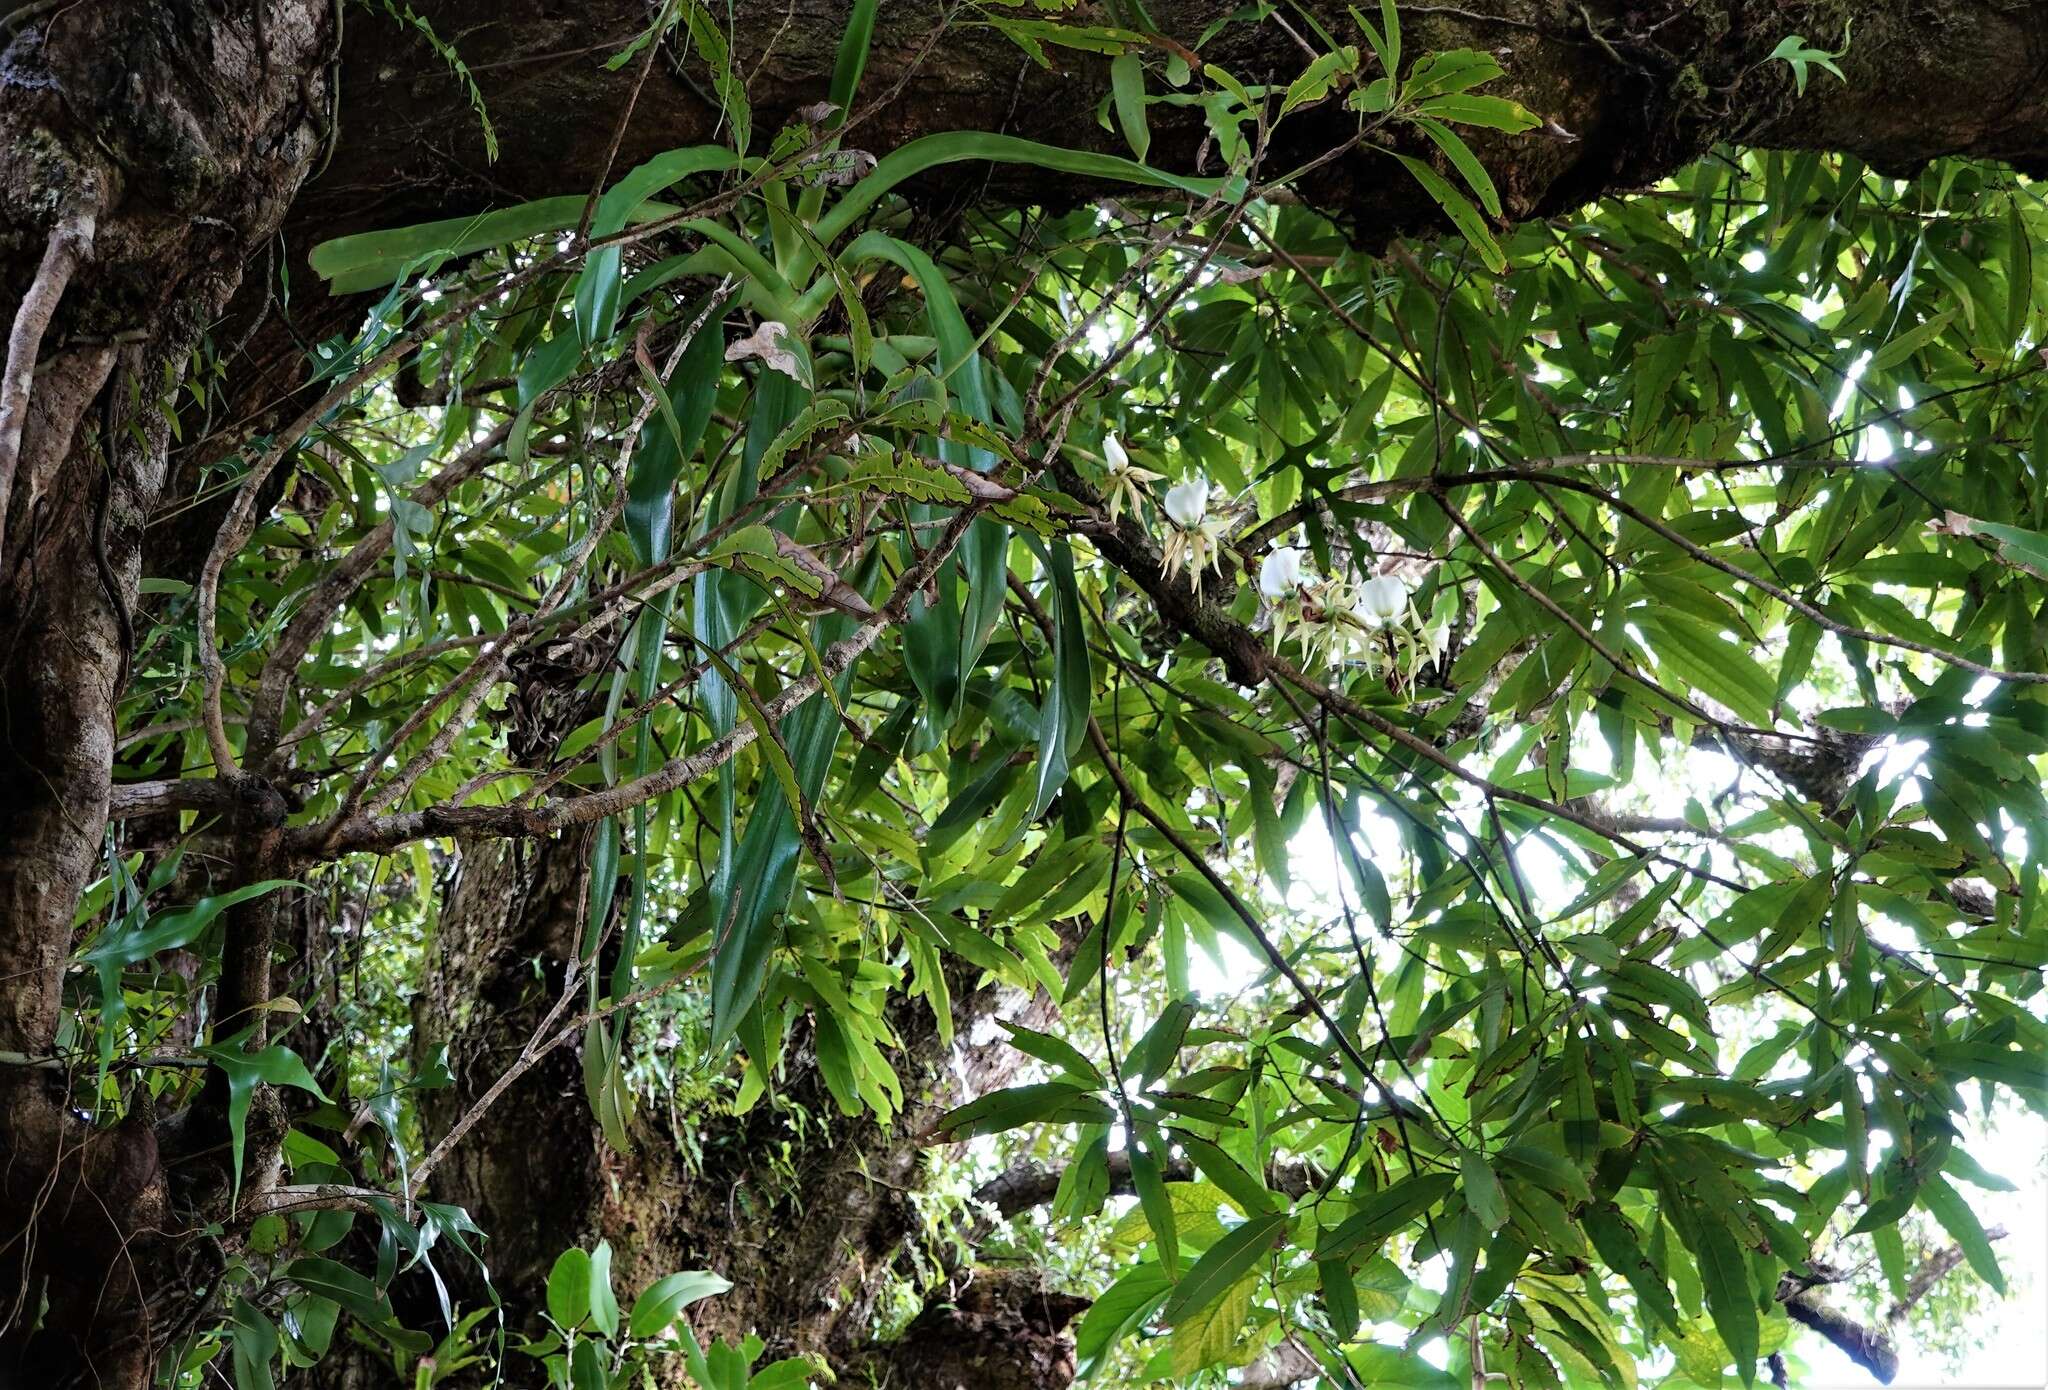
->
0, 208, 96, 566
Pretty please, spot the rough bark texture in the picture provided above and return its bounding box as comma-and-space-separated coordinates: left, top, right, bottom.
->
295, 0, 2048, 255
6, 2, 2048, 1386
413, 835, 605, 1302
0, 3, 331, 1384
375, 834, 1074, 1386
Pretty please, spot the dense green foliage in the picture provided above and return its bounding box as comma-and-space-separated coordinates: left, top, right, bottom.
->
84, 3, 2044, 1385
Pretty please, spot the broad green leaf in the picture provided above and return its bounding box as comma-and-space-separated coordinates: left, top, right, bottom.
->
193, 1036, 327, 1200
1920, 1175, 2006, 1293
1163, 1208, 1289, 1324
1695, 1212, 1760, 1385
1110, 52, 1151, 163
1318, 1173, 1458, 1260
1168, 1270, 1256, 1376
548, 1247, 592, 1330
281, 1257, 392, 1326
1461, 1148, 1509, 1233
930, 1082, 1115, 1141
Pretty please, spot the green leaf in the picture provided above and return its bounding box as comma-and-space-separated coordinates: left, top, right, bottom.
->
1400, 48, 1503, 100
1461, 1148, 1509, 1233
1349, 0, 1399, 76
1412, 117, 1502, 218
1320, 1257, 1361, 1340
582, 1016, 636, 1155
570, 1337, 608, 1390
1318, 1173, 1458, 1260
680, 0, 751, 154
1029, 538, 1093, 820
1581, 1204, 1681, 1335
80, 879, 298, 969
193, 1037, 327, 1200
1396, 153, 1505, 272
702, 562, 871, 1054
816, 133, 1234, 245
1168, 1271, 1256, 1376
1768, 29, 1849, 95
1413, 93, 1541, 132
1281, 45, 1359, 117
230, 1297, 279, 1390
1348, 1343, 1459, 1388
1920, 1175, 2005, 1293
930, 1082, 1115, 1141
1131, 1139, 1181, 1277
1962, 518, 2048, 581
1494, 1144, 1592, 1206
1696, 1212, 1760, 1385
548, 1247, 593, 1329
82, 878, 296, 1081
1559, 1030, 1601, 1164
1075, 1263, 1170, 1371
1163, 1208, 1289, 1324
1126, 998, 1197, 1085
999, 1019, 1104, 1085
588, 1239, 620, 1337
839, 233, 1005, 734
827, 0, 880, 118
1110, 52, 1151, 163
307, 147, 735, 292
573, 244, 622, 348
1175, 1131, 1279, 1217
749, 1359, 821, 1390
281, 1257, 392, 1326
989, 19, 1142, 63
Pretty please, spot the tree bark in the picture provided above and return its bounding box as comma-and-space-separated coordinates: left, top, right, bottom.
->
0, 3, 333, 1383
357, 833, 1081, 1386
294, 1, 2048, 258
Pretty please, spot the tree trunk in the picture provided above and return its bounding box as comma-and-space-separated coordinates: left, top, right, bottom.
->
0, 3, 332, 1383
362, 834, 1081, 1386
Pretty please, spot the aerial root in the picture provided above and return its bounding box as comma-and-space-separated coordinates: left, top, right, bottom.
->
0, 207, 98, 566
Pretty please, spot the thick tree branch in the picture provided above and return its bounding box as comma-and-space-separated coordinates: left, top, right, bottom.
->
1774, 1226, 2010, 1386
1779, 1280, 1901, 1385
974, 1151, 1321, 1221
293, 2, 2048, 280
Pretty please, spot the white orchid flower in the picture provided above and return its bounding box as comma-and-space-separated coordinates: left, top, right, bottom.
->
1356, 573, 1410, 624
1159, 475, 1229, 594
1098, 432, 1161, 522
1163, 475, 1210, 529
1258, 546, 1306, 599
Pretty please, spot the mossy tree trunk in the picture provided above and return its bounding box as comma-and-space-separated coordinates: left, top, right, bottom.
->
0, 3, 331, 1383
362, 833, 1079, 1386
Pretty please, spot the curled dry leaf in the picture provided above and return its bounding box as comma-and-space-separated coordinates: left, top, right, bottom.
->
726, 320, 809, 384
